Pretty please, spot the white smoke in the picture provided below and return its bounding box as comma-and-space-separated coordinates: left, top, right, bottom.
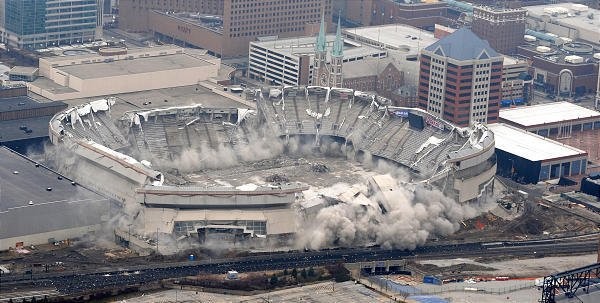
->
155, 126, 287, 172
295, 162, 489, 250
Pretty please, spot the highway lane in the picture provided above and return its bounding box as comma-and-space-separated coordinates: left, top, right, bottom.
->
1, 239, 596, 296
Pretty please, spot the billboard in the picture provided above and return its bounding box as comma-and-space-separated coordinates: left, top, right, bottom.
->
392, 110, 409, 118
425, 115, 444, 130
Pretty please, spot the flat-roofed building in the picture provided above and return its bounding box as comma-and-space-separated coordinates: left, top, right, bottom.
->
524, 3, 600, 45
342, 24, 437, 86
489, 123, 588, 183
8, 66, 38, 82
248, 35, 386, 86
499, 101, 600, 138
516, 41, 599, 97
0, 146, 110, 251
27, 46, 223, 101
501, 56, 531, 106
0, 95, 67, 152
472, 6, 527, 55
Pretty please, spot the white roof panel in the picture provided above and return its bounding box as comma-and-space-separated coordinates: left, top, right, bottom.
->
499, 102, 600, 127
488, 123, 586, 162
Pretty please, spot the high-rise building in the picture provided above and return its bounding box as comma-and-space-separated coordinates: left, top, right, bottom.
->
0, 0, 103, 50
339, 0, 450, 29
471, 6, 526, 55
119, 0, 331, 58
418, 28, 503, 127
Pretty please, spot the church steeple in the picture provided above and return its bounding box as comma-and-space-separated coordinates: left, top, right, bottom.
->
332, 15, 343, 58
315, 12, 327, 53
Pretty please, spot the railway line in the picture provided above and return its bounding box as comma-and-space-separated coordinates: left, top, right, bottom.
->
1, 237, 597, 297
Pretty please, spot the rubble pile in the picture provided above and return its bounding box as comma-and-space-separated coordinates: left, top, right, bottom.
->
265, 173, 290, 183
310, 162, 330, 173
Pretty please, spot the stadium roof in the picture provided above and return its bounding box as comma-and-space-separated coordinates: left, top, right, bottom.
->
499, 102, 600, 128
424, 27, 500, 60
488, 123, 587, 162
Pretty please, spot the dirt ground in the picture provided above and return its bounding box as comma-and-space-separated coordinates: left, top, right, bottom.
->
417, 253, 598, 278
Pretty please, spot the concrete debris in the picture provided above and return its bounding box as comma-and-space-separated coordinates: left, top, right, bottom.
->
310, 162, 330, 173
265, 173, 289, 183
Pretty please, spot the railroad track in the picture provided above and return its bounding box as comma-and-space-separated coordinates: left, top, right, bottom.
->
1, 238, 597, 297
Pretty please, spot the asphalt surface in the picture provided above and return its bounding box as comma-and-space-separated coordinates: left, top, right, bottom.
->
1, 238, 597, 296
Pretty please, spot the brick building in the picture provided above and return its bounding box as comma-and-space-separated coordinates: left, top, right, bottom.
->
338, 0, 451, 29
418, 28, 503, 127
471, 6, 527, 55
119, 0, 332, 58
343, 57, 405, 105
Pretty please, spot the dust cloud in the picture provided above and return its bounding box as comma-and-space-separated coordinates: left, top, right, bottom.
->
295, 155, 490, 250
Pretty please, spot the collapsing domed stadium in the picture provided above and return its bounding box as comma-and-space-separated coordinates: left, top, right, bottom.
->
48, 86, 496, 253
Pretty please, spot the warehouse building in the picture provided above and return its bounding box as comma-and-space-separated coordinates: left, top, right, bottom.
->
0, 147, 110, 251
499, 102, 600, 138
489, 123, 588, 184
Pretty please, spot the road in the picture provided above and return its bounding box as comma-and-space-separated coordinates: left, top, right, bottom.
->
0, 238, 596, 298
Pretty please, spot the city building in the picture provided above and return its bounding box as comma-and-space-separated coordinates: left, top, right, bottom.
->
501, 56, 532, 106
0, 0, 104, 50
471, 6, 527, 55
339, 0, 451, 29
8, 66, 38, 82
515, 5, 600, 98
462, 0, 546, 8
489, 123, 588, 184
119, 0, 331, 58
248, 34, 386, 87
418, 27, 503, 127
342, 24, 437, 84
27, 45, 225, 101
524, 3, 600, 45
0, 146, 110, 251
248, 23, 432, 104
499, 101, 600, 138
516, 40, 598, 96
342, 56, 405, 105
